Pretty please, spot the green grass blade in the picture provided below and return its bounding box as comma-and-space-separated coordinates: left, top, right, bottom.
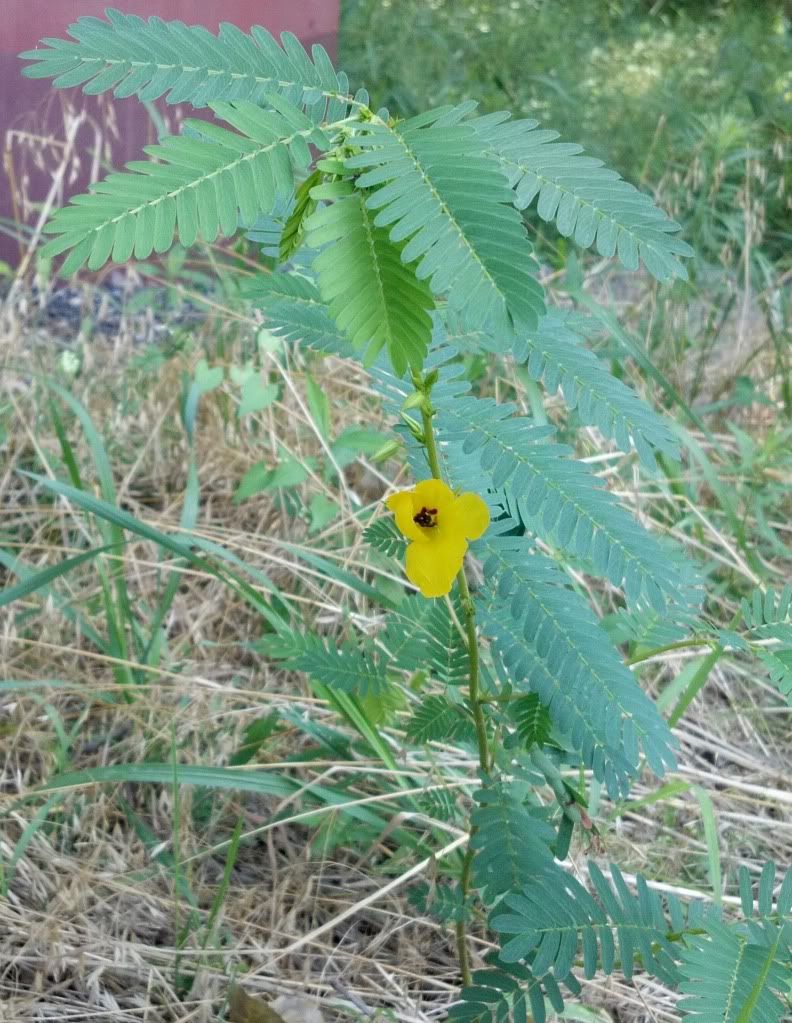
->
0, 793, 63, 895
691, 784, 722, 904
0, 547, 109, 652
200, 817, 245, 952
38, 763, 300, 797
0, 544, 115, 608
19, 471, 285, 629
668, 647, 723, 727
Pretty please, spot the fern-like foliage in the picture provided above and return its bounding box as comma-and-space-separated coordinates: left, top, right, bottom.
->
405, 695, 475, 744
470, 109, 694, 281
605, 593, 704, 650
679, 863, 789, 1023
409, 880, 471, 923
20, 8, 358, 119
263, 594, 473, 709
679, 920, 791, 1023
387, 353, 687, 613
469, 779, 557, 905
385, 595, 471, 686
757, 647, 792, 703
443, 309, 679, 468
476, 526, 677, 797
242, 269, 356, 358
741, 586, 792, 638
458, 862, 791, 1022
448, 958, 579, 1023
261, 630, 387, 699
740, 586, 792, 702
363, 515, 408, 560
512, 312, 679, 466
40, 98, 330, 274
440, 394, 684, 612
416, 786, 461, 824
507, 694, 553, 751
306, 182, 434, 373
345, 108, 546, 335
279, 169, 321, 263
739, 861, 792, 935
491, 860, 704, 986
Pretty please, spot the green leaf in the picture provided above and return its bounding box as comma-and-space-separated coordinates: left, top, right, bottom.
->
183, 360, 224, 441
405, 694, 475, 744
233, 458, 309, 503
305, 373, 331, 439
691, 785, 722, 904
385, 595, 470, 685
244, 270, 356, 358
492, 860, 689, 987
346, 107, 545, 334
409, 881, 471, 924
40, 763, 297, 797
472, 523, 678, 797
363, 516, 407, 560
20, 11, 357, 120
308, 493, 339, 533
40, 99, 329, 273
679, 919, 789, 1023
193, 359, 224, 394
238, 377, 279, 418
333, 427, 392, 454
279, 169, 321, 264
509, 694, 552, 750
306, 184, 434, 374
471, 108, 693, 282
449, 960, 575, 1023
441, 390, 686, 611
262, 631, 388, 699
453, 309, 680, 467
470, 779, 557, 905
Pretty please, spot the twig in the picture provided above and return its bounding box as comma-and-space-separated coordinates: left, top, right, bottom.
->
329, 976, 376, 1017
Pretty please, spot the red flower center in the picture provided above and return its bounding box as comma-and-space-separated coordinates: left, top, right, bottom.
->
413, 506, 438, 528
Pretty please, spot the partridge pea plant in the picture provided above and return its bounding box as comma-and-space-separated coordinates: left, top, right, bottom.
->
21, 11, 792, 1021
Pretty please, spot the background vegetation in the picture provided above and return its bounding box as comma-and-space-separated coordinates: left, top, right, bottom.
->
1, 1, 790, 1020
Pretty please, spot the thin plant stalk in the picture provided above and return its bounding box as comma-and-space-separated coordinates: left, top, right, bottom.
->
419, 389, 490, 988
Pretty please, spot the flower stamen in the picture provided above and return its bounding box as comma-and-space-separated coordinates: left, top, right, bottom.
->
413, 506, 438, 528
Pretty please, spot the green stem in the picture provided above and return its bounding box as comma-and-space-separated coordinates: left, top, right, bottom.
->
419, 398, 489, 773
419, 393, 489, 989
457, 568, 489, 773
626, 636, 716, 666
456, 847, 475, 987
419, 394, 443, 479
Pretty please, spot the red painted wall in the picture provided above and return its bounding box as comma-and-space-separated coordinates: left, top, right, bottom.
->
2, 0, 340, 265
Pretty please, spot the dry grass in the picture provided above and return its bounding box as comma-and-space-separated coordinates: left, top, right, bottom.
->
1, 268, 791, 1023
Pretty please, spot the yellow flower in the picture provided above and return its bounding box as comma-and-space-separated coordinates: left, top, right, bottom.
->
385, 479, 490, 598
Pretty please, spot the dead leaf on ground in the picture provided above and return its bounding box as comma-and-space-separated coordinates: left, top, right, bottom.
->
228, 987, 325, 1023
228, 986, 287, 1023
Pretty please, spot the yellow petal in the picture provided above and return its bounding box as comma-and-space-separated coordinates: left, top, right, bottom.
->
385, 490, 426, 542
405, 534, 467, 598
448, 492, 490, 540
412, 478, 454, 514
